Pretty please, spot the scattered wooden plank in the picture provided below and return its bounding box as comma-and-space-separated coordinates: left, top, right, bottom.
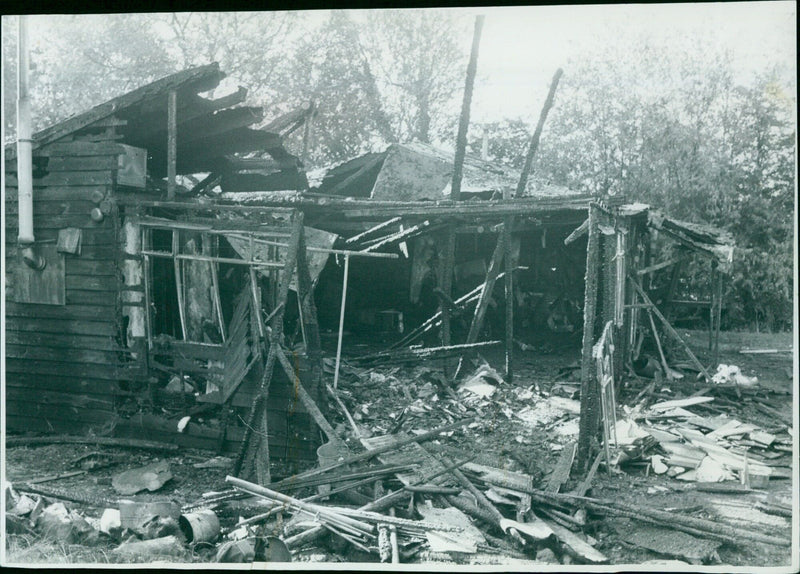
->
613, 520, 720, 564
748, 430, 776, 447
564, 218, 589, 245
539, 515, 608, 563
546, 441, 577, 493
572, 450, 603, 497
345, 217, 401, 245
26, 470, 88, 485
649, 396, 714, 412
635, 255, 687, 276
5, 435, 179, 451
352, 340, 501, 366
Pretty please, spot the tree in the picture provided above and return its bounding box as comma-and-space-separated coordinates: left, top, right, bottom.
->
520, 36, 795, 331
157, 11, 295, 105
360, 9, 469, 144
270, 11, 399, 167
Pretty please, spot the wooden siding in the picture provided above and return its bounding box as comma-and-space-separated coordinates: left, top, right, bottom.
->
6, 142, 319, 459
5, 140, 124, 436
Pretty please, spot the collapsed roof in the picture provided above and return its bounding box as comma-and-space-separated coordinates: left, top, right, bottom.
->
313, 142, 581, 201
5, 63, 311, 192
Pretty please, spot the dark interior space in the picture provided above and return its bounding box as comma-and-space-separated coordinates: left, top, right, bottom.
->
309, 223, 588, 356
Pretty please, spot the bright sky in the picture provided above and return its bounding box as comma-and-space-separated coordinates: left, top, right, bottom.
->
12, 2, 798, 128
454, 2, 797, 123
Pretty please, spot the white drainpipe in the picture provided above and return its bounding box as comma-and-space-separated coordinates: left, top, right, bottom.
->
17, 15, 44, 269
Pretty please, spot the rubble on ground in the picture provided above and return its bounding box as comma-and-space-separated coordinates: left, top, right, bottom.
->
4, 348, 793, 566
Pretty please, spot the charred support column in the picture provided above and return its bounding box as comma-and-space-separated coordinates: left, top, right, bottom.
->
601, 216, 616, 356
710, 264, 723, 366
296, 228, 324, 402
503, 218, 514, 380
504, 68, 564, 382
167, 90, 177, 200
613, 226, 627, 387
441, 15, 485, 371
576, 204, 601, 472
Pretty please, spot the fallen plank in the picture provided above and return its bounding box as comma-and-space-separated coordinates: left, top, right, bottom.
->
273, 417, 476, 489
5, 435, 179, 451
473, 482, 792, 548
571, 450, 603, 497
437, 453, 526, 547
26, 470, 88, 485
693, 483, 754, 495
16, 483, 118, 508
748, 430, 776, 447
352, 341, 501, 365
649, 396, 714, 412
613, 520, 721, 564
538, 515, 608, 563
546, 441, 577, 493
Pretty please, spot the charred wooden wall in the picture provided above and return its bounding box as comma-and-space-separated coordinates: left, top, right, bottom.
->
6, 145, 318, 462
5, 140, 133, 435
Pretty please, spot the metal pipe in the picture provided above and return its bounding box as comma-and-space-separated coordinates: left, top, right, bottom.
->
333, 253, 350, 389
16, 15, 44, 269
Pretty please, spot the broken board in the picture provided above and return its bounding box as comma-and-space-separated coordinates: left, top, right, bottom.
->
546, 441, 577, 493
360, 432, 458, 488
613, 519, 721, 564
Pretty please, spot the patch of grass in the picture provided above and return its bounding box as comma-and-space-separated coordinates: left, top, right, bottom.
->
4, 533, 203, 565
5, 533, 114, 564
677, 328, 793, 355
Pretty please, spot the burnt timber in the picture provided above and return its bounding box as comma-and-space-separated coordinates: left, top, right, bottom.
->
4, 64, 735, 476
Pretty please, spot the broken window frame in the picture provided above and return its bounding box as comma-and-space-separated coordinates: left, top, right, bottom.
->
141, 226, 226, 347
139, 219, 287, 350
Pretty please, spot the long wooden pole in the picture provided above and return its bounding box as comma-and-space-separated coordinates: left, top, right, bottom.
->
514, 68, 564, 197
629, 277, 712, 382
441, 15, 485, 369
647, 308, 671, 380
333, 254, 350, 389
454, 233, 506, 379
167, 90, 177, 200
504, 68, 565, 382
576, 204, 601, 472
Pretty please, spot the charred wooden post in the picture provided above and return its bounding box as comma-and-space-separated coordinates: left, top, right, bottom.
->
451, 14, 485, 200
234, 212, 304, 481
296, 226, 323, 403
514, 68, 564, 198
440, 15, 484, 372
503, 220, 514, 380
601, 216, 617, 380
577, 204, 601, 472
711, 265, 723, 366
167, 89, 177, 200
454, 233, 505, 379
612, 226, 627, 381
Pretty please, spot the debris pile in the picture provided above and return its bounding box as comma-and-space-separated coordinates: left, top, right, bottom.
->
4, 353, 792, 566
608, 395, 793, 487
